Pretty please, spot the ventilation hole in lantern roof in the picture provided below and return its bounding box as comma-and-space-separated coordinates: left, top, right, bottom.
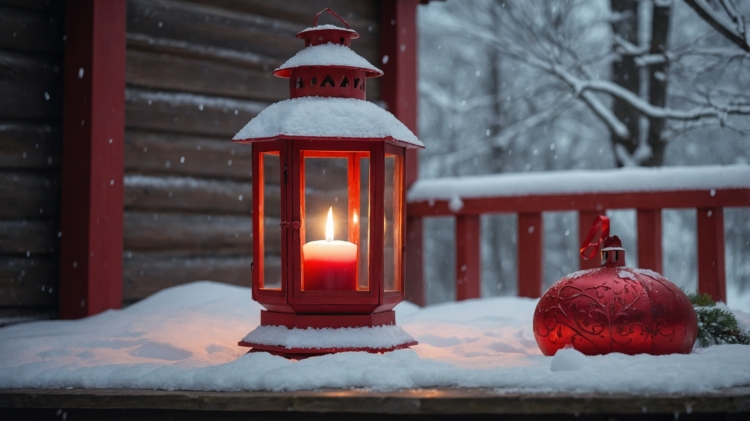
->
296, 78, 304, 89
340, 77, 349, 88
311, 76, 317, 87
354, 78, 360, 89
321, 75, 335, 87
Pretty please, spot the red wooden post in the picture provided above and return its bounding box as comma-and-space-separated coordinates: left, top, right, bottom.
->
59, 0, 126, 319
382, 0, 424, 305
579, 209, 606, 270
455, 215, 481, 300
637, 209, 663, 273
518, 212, 543, 298
697, 207, 726, 302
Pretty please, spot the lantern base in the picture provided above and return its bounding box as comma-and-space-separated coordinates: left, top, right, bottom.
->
239, 341, 418, 360
238, 323, 418, 360
260, 310, 396, 329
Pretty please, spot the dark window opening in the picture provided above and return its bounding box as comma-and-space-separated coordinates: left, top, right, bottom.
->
321, 75, 335, 87
340, 77, 349, 88
354, 78, 360, 89
296, 78, 304, 89
340, 37, 344, 45
311, 76, 317, 88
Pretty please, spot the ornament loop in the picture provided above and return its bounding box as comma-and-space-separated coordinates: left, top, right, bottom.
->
313, 8, 352, 29
579, 215, 610, 260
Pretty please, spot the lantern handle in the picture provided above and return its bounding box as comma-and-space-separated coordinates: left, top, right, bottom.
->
579, 215, 610, 260
313, 8, 352, 29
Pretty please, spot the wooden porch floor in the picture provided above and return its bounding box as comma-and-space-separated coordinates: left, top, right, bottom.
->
2, 386, 749, 420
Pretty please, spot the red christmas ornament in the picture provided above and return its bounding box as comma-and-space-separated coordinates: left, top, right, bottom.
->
533, 216, 698, 356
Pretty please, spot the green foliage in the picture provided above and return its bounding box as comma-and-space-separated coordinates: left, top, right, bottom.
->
686, 292, 715, 307
687, 292, 750, 348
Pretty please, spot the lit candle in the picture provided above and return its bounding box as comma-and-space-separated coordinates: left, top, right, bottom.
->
302, 207, 358, 290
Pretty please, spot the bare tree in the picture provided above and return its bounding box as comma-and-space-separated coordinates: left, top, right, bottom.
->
684, 0, 750, 52
425, 0, 750, 168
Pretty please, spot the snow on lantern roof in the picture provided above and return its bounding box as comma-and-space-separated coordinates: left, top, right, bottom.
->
298, 23, 359, 35
232, 97, 423, 148
274, 43, 383, 78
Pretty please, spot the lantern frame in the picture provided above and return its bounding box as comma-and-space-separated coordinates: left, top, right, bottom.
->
249, 137, 407, 322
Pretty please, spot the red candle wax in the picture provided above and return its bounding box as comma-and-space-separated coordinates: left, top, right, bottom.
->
302, 240, 357, 290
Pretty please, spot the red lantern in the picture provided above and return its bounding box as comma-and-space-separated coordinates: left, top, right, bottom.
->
533, 216, 698, 356
233, 9, 423, 358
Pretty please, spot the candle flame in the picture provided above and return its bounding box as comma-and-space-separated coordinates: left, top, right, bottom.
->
326, 207, 334, 242
353, 211, 358, 224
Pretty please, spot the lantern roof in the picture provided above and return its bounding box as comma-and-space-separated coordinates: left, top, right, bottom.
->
274, 43, 383, 78
298, 23, 359, 37
232, 97, 423, 148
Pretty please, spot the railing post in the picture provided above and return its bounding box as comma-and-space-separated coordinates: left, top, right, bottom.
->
455, 215, 481, 300
697, 207, 726, 302
405, 216, 425, 306
382, 0, 422, 305
518, 212, 543, 298
59, 0, 126, 318
637, 209, 663, 273
578, 209, 606, 270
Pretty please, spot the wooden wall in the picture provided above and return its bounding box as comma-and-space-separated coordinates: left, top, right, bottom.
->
122, 0, 382, 304
0, 0, 64, 325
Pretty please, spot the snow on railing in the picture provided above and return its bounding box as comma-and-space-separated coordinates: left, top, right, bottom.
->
405, 165, 750, 305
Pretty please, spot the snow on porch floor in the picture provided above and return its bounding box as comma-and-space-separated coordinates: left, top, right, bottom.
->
1, 281, 749, 394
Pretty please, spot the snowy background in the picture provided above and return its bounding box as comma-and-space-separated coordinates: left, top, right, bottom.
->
416, 0, 750, 306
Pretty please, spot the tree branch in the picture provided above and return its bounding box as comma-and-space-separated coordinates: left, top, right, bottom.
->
683, 0, 750, 52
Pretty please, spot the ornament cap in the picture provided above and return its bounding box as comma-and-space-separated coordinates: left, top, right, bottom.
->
601, 235, 626, 267
580, 216, 625, 267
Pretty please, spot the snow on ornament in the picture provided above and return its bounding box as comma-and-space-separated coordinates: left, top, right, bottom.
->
533, 216, 698, 356
232, 9, 423, 359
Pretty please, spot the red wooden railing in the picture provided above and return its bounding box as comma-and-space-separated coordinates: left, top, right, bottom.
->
405, 165, 750, 305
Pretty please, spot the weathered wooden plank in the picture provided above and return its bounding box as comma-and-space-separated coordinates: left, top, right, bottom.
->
124, 175, 266, 215
0, 306, 56, 327
0, 51, 63, 121
122, 253, 279, 302
125, 88, 268, 137
126, 32, 282, 72
123, 211, 282, 253
0, 4, 63, 54
0, 256, 58, 307
125, 130, 252, 180
127, 0, 302, 61
0, 0, 62, 13
126, 49, 288, 102
1, 387, 750, 416
182, 0, 381, 27
0, 219, 58, 254
0, 171, 60, 218
0, 122, 61, 169
178, 0, 382, 64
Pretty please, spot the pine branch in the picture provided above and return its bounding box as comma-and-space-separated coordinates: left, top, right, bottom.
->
687, 292, 750, 348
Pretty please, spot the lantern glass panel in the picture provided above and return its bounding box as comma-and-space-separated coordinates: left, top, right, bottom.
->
300, 151, 370, 292
384, 153, 403, 292
260, 151, 282, 290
